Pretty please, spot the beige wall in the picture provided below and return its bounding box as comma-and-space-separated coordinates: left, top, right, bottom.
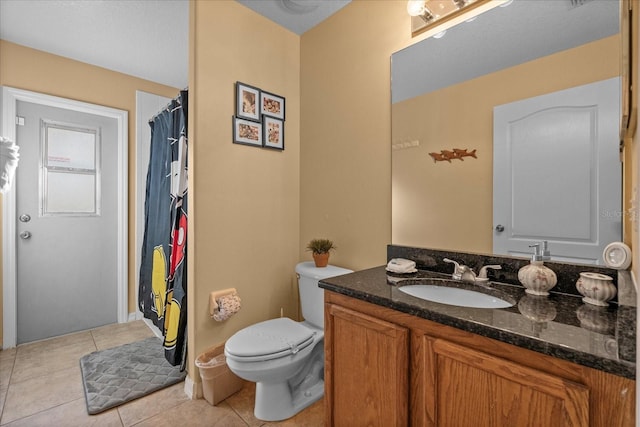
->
188, 0, 301, 384
631, 0, 639, 283
392, 36, 620, 253
299, 0, 418, 271
0, 40, 180, 346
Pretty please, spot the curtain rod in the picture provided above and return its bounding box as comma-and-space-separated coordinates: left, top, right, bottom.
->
149, 89, 188, 123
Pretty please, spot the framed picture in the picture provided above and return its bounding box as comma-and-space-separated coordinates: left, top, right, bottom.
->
233, 116, 263, 147
263, 116, 284, 150
236, 82, 261, 122
260, 91, 285, 120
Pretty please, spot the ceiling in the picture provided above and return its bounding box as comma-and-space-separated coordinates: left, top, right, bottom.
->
236, 0, 350, 35
0, 0, 350, 89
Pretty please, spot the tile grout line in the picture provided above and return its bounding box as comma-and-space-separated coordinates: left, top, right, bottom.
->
0, 348, 18, 426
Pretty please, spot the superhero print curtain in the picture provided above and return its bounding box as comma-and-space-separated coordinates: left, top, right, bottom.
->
139, 90, 188, 366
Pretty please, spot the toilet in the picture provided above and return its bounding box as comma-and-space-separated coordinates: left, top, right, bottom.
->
224, 261, 352, 421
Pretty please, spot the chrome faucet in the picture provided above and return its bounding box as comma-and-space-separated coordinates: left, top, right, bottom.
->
444, 258, 502, 283
443, 258, 476, 282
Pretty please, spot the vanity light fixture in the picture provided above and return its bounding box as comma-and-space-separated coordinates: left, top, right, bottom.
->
407, 0, 434, 22
408, 0, 510, 38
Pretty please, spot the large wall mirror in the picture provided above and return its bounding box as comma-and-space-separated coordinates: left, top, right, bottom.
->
391, 0, 626, 266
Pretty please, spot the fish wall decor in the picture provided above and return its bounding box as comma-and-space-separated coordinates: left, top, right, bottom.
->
428, 148, 477, 163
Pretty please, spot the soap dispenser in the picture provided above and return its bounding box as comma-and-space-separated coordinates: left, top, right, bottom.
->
517, 241, 557, 296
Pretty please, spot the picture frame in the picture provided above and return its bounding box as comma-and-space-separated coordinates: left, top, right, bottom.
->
260, 91, 285, 120
236, 82, 261, 122
233, 116, 263, 147
263, 116, 284, 150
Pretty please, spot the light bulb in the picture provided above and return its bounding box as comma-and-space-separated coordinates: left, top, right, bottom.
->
453, 0, 467, 9
407, 0, 425, 17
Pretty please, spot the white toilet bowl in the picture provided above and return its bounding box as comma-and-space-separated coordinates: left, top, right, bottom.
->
224, 262, 352, 421
225, 317, 324, 420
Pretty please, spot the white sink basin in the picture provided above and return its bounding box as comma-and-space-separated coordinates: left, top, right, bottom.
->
398, 284, 514, 309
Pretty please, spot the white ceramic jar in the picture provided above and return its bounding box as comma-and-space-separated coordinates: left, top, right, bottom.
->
575, 272, 616, 307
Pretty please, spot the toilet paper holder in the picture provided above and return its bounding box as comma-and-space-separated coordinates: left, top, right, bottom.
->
209, 288, 241, 319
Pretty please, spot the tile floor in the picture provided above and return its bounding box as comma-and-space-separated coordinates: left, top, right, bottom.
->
0, 321, 324, 426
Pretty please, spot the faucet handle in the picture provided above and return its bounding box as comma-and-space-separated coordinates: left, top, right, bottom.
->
444, 258, 475, 281
478, 265, 501, 279
443, 258, 462, 279
443, 258, 460, 268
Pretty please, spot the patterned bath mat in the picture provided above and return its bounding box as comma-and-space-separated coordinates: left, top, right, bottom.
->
80, 336, 186, 415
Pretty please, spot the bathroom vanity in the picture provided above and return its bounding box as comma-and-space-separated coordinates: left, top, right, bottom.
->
320, 246, 636, 426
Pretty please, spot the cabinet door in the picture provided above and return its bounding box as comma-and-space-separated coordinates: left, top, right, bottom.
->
422, 337, 589, 427
325, 304, 409, 426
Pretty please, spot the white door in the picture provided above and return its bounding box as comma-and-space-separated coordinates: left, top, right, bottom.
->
15, 101, 118, 344
493, 77, 621, 264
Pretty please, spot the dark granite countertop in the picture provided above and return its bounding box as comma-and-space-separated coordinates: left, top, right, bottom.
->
319, 265, 636, 380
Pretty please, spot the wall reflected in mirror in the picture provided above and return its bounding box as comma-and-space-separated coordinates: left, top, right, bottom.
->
391, 0, 622, 265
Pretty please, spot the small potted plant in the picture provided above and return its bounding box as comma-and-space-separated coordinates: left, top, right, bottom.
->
306, 238, 336, 268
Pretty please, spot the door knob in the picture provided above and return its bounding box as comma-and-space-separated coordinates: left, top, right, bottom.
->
495, 225, 505, 232
19, 214, 31, 223
20, 231, 31, 240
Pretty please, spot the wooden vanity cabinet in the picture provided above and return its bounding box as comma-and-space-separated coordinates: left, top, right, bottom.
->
417, 335, 588, 426
325, 303, 409, 426
324, 291, 635, 427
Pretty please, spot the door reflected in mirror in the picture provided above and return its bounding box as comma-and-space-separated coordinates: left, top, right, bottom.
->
391, 0, 623, 265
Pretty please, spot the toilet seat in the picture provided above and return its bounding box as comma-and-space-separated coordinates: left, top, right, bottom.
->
225, 317, 316, 362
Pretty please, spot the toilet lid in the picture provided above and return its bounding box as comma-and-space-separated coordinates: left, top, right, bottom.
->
225, 317, 316, 362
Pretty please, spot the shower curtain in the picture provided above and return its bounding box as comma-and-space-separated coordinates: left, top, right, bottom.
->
139, 90, 188, 366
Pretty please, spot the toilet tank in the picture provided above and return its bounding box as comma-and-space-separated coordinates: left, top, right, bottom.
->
295, 262, 353, 328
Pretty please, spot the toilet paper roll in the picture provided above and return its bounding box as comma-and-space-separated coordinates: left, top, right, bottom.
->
212, 293, 241, 322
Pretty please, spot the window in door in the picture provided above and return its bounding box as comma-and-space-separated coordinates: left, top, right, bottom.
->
40, 120, 101, 216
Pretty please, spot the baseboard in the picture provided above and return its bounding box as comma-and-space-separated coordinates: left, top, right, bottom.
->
184, 374, 201, 400
127, 312, 144, 322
